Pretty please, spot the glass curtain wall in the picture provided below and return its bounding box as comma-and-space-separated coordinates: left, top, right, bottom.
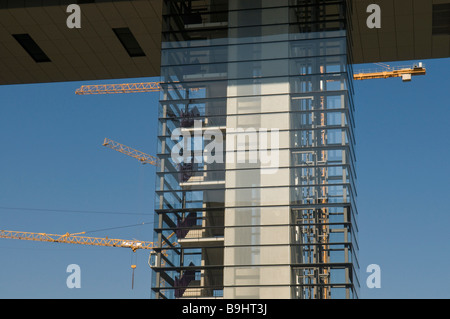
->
152, 0, 359, 299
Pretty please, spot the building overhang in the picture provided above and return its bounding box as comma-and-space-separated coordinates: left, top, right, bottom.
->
0, 0, 448, 85
0, 0, 163, 85
351, 0, 450, 64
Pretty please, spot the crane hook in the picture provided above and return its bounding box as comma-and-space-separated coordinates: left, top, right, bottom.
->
131, 264, 137, 289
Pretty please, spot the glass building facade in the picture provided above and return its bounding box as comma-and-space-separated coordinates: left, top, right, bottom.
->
152, 0, 359, 299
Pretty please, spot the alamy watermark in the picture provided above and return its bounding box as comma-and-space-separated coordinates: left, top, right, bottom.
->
66, 4, 81, 29
66, 264, 81, 289
170, 120, 280, 175
366, 264, 381, 289
366, 4, 381, 29
65, 3, 381, 30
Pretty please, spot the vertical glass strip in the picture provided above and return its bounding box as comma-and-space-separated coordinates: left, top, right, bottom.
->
153, 0, 358, 300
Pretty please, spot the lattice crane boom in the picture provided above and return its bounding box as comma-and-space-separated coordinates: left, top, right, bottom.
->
103, 138, 159, 166
75, 82, 164, 95
0, 229, 156, 252
354, 62, 426, 81
75, 82, 198, 95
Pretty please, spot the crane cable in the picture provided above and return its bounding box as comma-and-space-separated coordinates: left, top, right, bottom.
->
129, 163, 149, 289
81, 220, 153, 290
82, 221, 153, 235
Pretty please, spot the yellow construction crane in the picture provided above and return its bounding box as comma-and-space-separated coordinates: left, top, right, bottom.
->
75, 81, 198, 95
0, 229, 156, 252
0, 228, 174, 289
75, 63, 426, 95
103, 138, 159, 166
0, 229, 155, 288
354, 62, 426, 81
75, 82, 165, 95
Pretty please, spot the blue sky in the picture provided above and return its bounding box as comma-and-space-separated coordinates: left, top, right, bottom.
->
355, 58, 450, 298
0, 78, 159, 298
0, 58, 449, 299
